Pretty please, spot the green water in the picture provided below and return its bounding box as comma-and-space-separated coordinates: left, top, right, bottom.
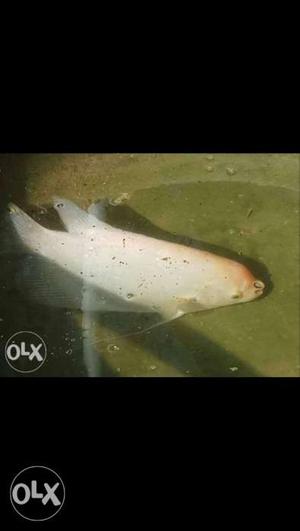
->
0, 154, 299, 376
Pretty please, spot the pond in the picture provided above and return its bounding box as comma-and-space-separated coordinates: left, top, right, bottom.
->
0, 154, 299, 376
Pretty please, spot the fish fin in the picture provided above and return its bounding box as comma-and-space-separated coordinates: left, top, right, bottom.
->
87, 199, 109, 221
7, 203, 49, 252
89, 308, 185, 345
16, 255, 84, 308
160, 307, 185, 324
53, 197, 108, 234
130, 309, 184, 335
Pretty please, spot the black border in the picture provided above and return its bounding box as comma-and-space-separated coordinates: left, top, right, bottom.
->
0, 85, 299, 524
1, 377, 299, 525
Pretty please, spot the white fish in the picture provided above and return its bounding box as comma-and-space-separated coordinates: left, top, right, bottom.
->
7, 197, 267, 376
7, 197, 265, 326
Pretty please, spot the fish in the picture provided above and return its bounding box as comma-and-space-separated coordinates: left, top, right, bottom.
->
7, 197, 265, 326
5, 197, 266, 376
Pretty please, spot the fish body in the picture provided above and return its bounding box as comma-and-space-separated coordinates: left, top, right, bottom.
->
7, 198, 265, 322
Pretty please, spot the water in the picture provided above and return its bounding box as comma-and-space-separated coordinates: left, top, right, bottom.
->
0, 154, 299, 376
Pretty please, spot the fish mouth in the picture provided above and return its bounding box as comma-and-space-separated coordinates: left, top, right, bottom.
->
254, 289, 264, 296
253, 279, 265, 296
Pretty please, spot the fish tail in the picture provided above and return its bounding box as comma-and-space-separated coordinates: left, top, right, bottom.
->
6, 202, 48, 253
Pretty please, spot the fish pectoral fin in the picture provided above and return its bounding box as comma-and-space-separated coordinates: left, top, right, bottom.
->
89, 310, 183, 345
53, 197, 110, 234
160, 306, 185, 323
157, 298, 202, 327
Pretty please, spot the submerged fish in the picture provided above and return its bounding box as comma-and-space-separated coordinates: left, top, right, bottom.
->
7, 197, 265, 328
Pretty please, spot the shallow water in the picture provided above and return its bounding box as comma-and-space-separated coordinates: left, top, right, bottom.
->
0, 154, 299, 376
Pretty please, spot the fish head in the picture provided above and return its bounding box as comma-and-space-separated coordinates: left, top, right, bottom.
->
219, 259, 265, 306
194, 256, 265, 310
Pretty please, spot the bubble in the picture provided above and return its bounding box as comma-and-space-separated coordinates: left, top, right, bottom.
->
150, 365, 157, 371
107, 344, 120, 352
206, 165, 214, 172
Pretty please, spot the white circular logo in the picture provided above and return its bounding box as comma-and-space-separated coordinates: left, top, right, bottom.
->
5, 331, 47, 373
10, 466, 65, 521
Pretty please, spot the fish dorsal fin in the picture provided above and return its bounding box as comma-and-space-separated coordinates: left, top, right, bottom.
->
53, 197, 109, 234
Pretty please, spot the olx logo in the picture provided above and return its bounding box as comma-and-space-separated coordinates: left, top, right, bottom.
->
5, 331, 47, 373
10, 466, 65, 521
12, 480, 61, 506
